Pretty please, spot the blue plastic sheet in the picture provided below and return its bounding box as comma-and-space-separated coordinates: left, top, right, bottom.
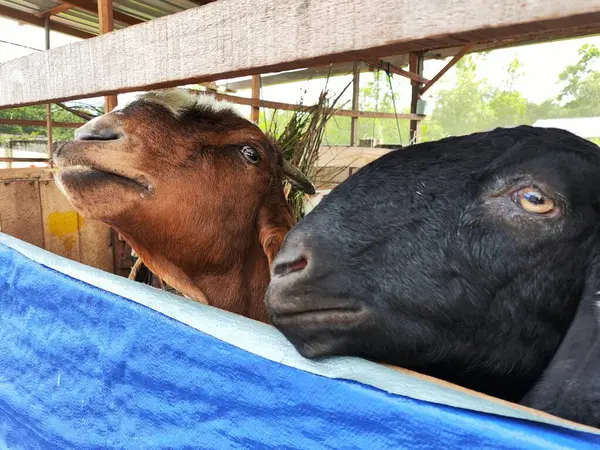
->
0, 238, 599, 449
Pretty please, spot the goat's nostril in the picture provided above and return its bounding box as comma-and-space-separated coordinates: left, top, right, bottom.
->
273, 257, 308, 277
76, 129, 121, 141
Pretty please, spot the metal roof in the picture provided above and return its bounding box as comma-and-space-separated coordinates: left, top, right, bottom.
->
0, 0, 207, 37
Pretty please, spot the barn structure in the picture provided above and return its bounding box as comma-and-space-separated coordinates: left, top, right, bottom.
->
1, 1, 600, 447
2, 0, 600, 277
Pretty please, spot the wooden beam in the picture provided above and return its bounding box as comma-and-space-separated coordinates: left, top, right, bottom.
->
0, 158, 49, 163
205, 91, 424, 120
420, 41, 477, 96
365, 58, 429, 85
37, 2, 76, 18
98, 0, 114, 34
251, 75, 260, 123
2, 0, 600, 108
0, 5, 94, 40
97, 0, 118, 112
0, 119, 82, 128
63, 0, 142, 26
350, 61, 360, 146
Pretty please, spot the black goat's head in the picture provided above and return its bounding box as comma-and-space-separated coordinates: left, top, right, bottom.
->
266, 125, 600, 404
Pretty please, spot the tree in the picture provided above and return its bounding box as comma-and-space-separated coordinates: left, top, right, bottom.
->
553, 44, 600, 117
421, 55, 545, 141
558, 44, 600, 104
422, 56, 497, 141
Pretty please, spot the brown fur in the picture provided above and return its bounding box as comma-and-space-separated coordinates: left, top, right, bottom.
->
53, 90, 296, 323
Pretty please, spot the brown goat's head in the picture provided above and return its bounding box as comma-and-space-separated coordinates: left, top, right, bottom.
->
53, 89, 314, 321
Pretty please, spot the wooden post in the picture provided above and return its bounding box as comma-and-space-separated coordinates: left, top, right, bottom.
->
409, 52, 424, 144
98, 0, 125, 276
251, 75, 260, 123
45, 18, 53, 159
350, 61, 360, 146
5, 145, 12, 169
97, 0, 118, 112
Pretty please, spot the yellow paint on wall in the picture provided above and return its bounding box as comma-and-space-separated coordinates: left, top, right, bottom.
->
48, 211, 80, 236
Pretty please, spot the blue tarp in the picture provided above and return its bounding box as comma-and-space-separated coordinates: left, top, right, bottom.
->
0, 232, 598, 449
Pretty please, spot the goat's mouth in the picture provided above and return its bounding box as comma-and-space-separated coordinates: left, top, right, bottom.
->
54, 165, 152, 194
270, 306, 364, 327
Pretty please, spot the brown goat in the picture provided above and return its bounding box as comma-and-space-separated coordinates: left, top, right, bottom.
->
52, 89, 314, 322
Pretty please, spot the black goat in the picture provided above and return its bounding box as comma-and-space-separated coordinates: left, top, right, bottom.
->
266, 125, 600, 427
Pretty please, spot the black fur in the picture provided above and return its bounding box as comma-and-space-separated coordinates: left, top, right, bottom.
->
266, 125, 600, 427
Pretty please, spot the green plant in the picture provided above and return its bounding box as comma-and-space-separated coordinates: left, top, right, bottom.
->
264, 80, 352, 221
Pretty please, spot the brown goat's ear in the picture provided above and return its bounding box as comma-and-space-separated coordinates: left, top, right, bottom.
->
256, 191, 294, 266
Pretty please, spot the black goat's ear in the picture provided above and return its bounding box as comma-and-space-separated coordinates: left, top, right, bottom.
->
521, 257, 600, 426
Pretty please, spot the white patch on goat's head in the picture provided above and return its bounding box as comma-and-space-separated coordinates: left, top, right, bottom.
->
131, 88, 246, 120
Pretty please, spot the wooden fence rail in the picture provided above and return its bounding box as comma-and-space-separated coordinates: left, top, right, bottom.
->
1, 0, 600, 108
0, 119, 82, 128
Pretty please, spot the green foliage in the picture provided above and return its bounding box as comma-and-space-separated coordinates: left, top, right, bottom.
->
423, 57, 497, 140
558, 44, 600, 103
424, 47, 600, 141
318, 45, 600, 145
262, 86, 350, 221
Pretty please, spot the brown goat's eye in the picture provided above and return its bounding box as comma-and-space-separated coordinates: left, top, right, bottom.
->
513, 187, 555, 215
240, 146, 260, 164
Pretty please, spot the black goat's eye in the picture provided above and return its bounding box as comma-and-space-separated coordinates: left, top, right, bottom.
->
512, 187, 555, 215
240, 146, 259, 164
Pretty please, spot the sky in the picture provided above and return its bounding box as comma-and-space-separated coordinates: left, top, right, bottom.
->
2, 15, 600, 112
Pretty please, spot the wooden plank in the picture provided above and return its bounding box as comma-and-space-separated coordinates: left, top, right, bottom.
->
0, 180, 45, 248
420, 41, 477, 95
317, 146, 393, 168
0, 119, 82, 128
78, 216, 115, 273
0, 5, 95, 40
0, 168, 114, 272
3, 0, 600, 108
39, 180, 81, 261
0, 158, 49, 163
0, 168, 53, 182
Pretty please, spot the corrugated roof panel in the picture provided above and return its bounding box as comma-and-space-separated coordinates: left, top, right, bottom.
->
113, 0, 198, 21
53, 9, 126, 34
0, 0, 56, 15
0, 0, 204, 37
